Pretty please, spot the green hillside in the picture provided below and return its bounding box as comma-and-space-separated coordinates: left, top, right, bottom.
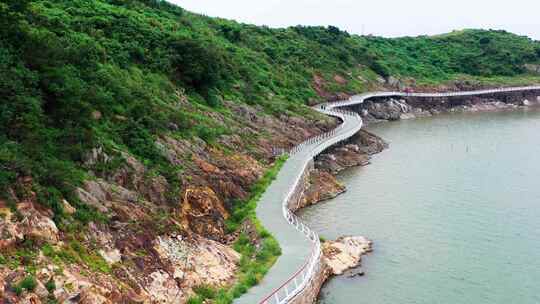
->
2, 0, 540, 235
3, 1, 540, 303
363, 29, 540, 82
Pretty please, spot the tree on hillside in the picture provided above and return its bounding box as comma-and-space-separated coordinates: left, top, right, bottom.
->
170, 38, 229, 93
0, 0, 30, 37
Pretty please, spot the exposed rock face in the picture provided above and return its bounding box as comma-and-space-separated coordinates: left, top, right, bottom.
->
354, 130, 389, 156
0, 201, 59, 249
301, 170, 346, 208
180, 186, 229, 240
317, 144, 370, 174
322, 236, 373, 276
365, 99, 402, 121
386, 76, 404, 90
312, 74, 352, 103
17, 202, 59, 244
150, 234, 240, 303
0, 246, 136, 303
0, 202, 240, 304
50, 268, 117, 304
1, 98, 339, 303
357, 90, 540, 124
289, 236, 373, 304
524, 64, 540, 74
316, 130, 388, 175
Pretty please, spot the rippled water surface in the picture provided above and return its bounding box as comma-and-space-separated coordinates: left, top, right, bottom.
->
298, 109, 540, 304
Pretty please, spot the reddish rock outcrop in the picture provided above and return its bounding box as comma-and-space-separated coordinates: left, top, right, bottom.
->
180, 186, 229, 240
301, 170, 346, 208
0, 200, 59, 249
1, 94, 343, 303
316, 130, 388, 175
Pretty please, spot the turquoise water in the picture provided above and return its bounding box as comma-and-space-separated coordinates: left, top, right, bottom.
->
298, 109, 540, 304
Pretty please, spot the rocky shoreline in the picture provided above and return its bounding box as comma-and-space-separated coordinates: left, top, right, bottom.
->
296, 130, 386, 294
303, 129, 388, 210
306, 91, 540, 210
298, 91, 540, 302
360, 94, 540, 124
322, 236, 373, 277
3, 85, 538, 303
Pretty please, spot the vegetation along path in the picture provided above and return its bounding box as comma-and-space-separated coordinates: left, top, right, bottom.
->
237, 85, 540, 304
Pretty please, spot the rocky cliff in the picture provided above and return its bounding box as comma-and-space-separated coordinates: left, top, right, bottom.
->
357, 90, 540, 124
0, 98, 337, 303
3, 72, 539, 304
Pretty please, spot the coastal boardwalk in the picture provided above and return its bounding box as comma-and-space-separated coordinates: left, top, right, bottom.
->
235, 85, 540, 304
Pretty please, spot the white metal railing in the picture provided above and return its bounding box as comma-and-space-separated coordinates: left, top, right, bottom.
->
259, 109, 361, 304
258, 85, 540, 304
327, 85, 540, 109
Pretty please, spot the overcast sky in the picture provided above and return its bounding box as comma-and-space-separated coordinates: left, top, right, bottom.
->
170, 0, 540, 40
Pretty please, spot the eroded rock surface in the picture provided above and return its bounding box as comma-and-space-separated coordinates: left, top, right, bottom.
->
301, 170, 346, 208
180, 186, 229, 240
0, 200, 59, 249
323, 236, 373, 276
316, 130, 388, 175
359, 91, 540, 124
0, 98, 337, 303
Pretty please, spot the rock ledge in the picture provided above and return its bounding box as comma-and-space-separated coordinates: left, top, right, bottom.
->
323, 236, 373, 276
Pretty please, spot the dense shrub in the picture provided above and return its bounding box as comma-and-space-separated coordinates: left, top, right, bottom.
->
361, 29, 540, 79
13, 275, 37, 295
169, 38, 230, 92
1, 0, 539, 225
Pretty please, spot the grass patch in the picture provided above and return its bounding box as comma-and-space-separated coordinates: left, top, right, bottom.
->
42, 240, 111, 274
12, 275, 37, 295
45, 279, 56, 292
226, 155, 287, 232
0, 240, 40, 271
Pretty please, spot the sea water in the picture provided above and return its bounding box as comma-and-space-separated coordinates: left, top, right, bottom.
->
298, 109, 540, 304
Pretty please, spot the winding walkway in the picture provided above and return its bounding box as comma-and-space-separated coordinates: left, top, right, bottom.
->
235, 85, 540, 304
